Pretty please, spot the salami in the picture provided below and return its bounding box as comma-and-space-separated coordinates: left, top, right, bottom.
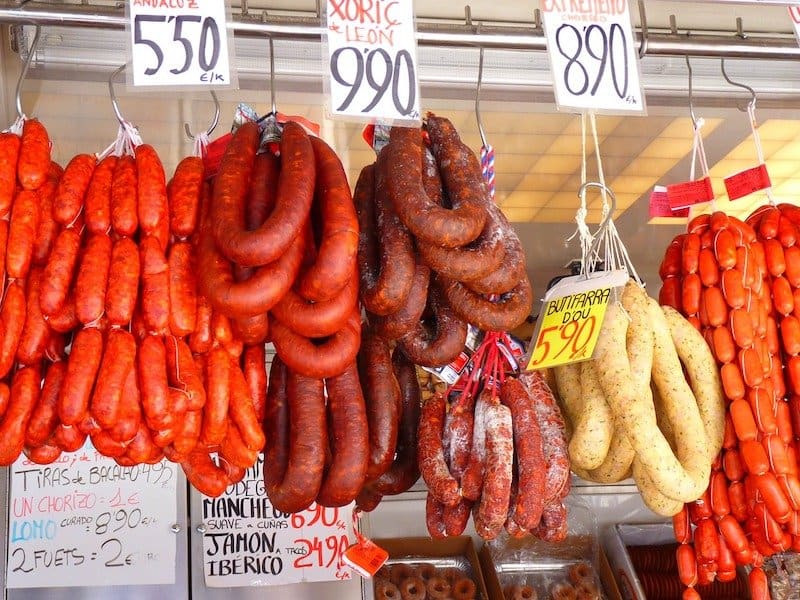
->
474, 401, 513, 540
418, 392, 461, 507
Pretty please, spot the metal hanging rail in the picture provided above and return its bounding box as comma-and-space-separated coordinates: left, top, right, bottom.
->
0, 1, 799, 60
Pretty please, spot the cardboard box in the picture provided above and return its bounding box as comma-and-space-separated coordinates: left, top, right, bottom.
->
478, 538, 622, 600
361, 536, 490, 600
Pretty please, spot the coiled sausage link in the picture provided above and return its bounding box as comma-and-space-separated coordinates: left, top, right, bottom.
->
441, 276, 532, 332
371, 263, 430, 341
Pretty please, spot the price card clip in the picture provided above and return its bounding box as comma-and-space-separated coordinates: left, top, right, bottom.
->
341, 509, 388, 578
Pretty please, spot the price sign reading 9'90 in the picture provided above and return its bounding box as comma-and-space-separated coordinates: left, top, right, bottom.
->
325, 0, 421, 125
542, 1, 645, 114
128, 0, 233, 88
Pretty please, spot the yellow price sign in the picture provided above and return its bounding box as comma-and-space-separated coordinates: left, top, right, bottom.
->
526, 270, 628, 371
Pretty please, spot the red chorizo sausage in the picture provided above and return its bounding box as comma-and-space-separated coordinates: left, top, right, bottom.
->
231, 312, 270, 345
169, 155, 204, 238
140, 235, 170, 334
355, 485, 383, 512
108, 364, 141, 444
189, 296, 213, 354
219, 418, 260, 469
24, 442, 62, 465
172, 408, 202, 456
58, 327, 103, 426
0, 281, 27, 379
386, 119, 486, 248
246, 151, 279, 230
0, 220, 7, 283
53, 423, 87, 453
0, 133, 21, 216
55, 153, 95, 225
371, 263, 430, 341
47, 294, 78, 334
425, 492, 448, 538
0, 382, 10, 420
465, 216, 528, 295
296, 136, 359, 301
181, 449, 230, 497
263, 356, 290, 491
84, 155, 116, 234
441, 275, 533, 332
106, 237, 140, 326
135, 144, 169, 241
201, 347, 230, 446
40, 227, 81, 317
228, 361, 266, 451
0, 365, 41, 464
212, 122, 315, 267
17, 119, 51, 191
168, 241, 197, 336
31, 162, 62, 266
372, 350, 421, 495
17, 268, 51, 365
461, 391, 487, 502
270, 310, 361, 379
91, 329, 136, 430
243, 345, 267, 422
138, 334, 173, 432
165, 336, 206, 412
111, 154, 138, 236
75, 232, 112, 325
25, 361, 66, 448
6, 188, 40, 279
418, 392, 461, 507
266, 370, 326, 513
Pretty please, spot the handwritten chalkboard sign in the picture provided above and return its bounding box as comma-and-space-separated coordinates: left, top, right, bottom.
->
7, 441, 178, 588
201, 454, 352, 587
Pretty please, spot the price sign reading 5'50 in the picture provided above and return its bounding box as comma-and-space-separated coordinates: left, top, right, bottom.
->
542, 0, 645, 114
128, 0, 234, 88
325, 0, 421, 125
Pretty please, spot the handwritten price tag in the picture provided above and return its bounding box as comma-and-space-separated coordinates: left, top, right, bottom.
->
542, 1, 645, 114
527, 270, 628, 370
325, 0, 420, 124
128, 0, 233, 88
7, 441, 178, 588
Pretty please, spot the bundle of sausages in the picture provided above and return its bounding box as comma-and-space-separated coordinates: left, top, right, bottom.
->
658, 208, 800, 600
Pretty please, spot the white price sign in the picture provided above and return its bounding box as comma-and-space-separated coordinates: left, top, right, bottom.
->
790, 7, 800, 44
542, 1, 645, 114
325, 0, 421, 125
128, 0, 233, 88
7, 441, 178, 588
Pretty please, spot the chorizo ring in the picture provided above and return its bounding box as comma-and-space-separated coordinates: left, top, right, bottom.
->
398, 283, 467, 368
356, 156, 416, 316
266, 370, 326, 513
247, 152, 280, 230
263, 357, 290, 493
213, 122, 315, 267
372, 350, 421, 495
358, 328, 401, 481
441, 276, 532, 332
371, 263, 430, 341
386, 119, 486, 249
416, 202, 505, 283
271, 266, 358, 338
465, 215, 527, 295
296, 136, 359, 302
317, 362, 369, 507
270, 310, 360, 379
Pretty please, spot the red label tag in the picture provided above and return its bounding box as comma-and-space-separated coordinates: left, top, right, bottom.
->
667, 177, 714, 210
202, 132, 233, 179
342, 539, 388, 578
362, 124, 376, 148
724, 164, 772, 201
649, 186, 689, 218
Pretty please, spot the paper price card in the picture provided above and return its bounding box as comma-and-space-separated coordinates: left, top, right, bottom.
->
527, 270, 629, 370
542, 1, 645, 114
325, 0, 421, 125
128, 0, 234, 88
7, 441, 178, 588
202, 454, 352, 587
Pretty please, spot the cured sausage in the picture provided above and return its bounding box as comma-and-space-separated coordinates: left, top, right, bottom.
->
371, 263, 430, 341
138, 334, 172, 432
181, 449, 230, 497
0, 220, 7, 283
6, 188, 40, 279
474, 401, 513, 540
0, 132, 21, 215
111, 154, 138, 236
243, 345, 267, 422
165, 336, 206, 411
317, 363, 369, 507
385, 119, 487, 248
169, 155, 203, 238
135, 144, 169, 239
270, 310, 360, 379
47, 295, 78, 334
398, 282, 468, 368
357, 153, 416, 316
108, 366, 141, 444
426, 492, 447, 539
40, 228, 81, 317
32, 163, 62, 266
228, 362, 266, 451
372, 350, 421, 495
140, 235, 170, 334
266, 370, 326, 513
271, 266, 358, 338
418, 392, 461, 507
106, 237, 140, 326
263, 357, 290, 488
201, 347, 230, 446
91, 329, 136, 430
213, 122, 315, 267
18, 119, 51, 191
358, 329, 401, 480
189, 296, 213, 354
501, 377, 545, 530
84, 155, 116, 234
0, 365, 41, 464
168, 241, 197, 336
441, 276, 532, 332
465, 215, 528, 295
0, 281, 26, 379
247, 151, 280, 230
17, 268, 50, 365
25, 361, 66, 448
231, 312, 269, 345
75, 232, 112, 325
295, 136, 359, 301
55, 153, 95, 225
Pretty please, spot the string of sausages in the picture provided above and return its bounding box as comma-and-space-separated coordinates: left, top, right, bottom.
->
658, 208, 800, 600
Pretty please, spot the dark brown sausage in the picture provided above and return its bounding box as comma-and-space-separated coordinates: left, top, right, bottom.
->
317, 362, 369, 507
263, 356, 290, 493
441, 276, 533, 332
371, 263, 430, 341
418, 392, 461, 507
425, 492, 448, 539
465, 213, 528, 295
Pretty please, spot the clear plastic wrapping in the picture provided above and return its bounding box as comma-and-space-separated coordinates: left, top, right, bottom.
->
371, 558, 482, 600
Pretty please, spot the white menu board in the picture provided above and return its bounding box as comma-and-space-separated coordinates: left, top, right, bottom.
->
201, 454, 353, 587
7, 441, 178, 588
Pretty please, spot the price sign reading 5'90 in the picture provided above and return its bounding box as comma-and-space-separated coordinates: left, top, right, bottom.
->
542, 1, 645, 114
325, 0, 421, 125
128, 0, 233, 88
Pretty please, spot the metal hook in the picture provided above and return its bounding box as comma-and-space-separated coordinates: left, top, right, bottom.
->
184, 91, 220, 140
108, 64, 128, 126
685, 56, 698, 129
475, 47, 488, 149
637, 0, 648, 59
721, 58, 757, 112
15, 25, 41, 119
267, 35, 277, 115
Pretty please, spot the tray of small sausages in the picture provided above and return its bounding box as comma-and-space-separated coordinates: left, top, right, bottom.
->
373, 558, 482, 600
762, 553, 800, 600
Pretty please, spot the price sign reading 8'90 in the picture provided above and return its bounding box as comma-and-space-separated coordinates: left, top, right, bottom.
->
325, 0, 420, 125
542, 1, 645, 114
128, 0, 233, 88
